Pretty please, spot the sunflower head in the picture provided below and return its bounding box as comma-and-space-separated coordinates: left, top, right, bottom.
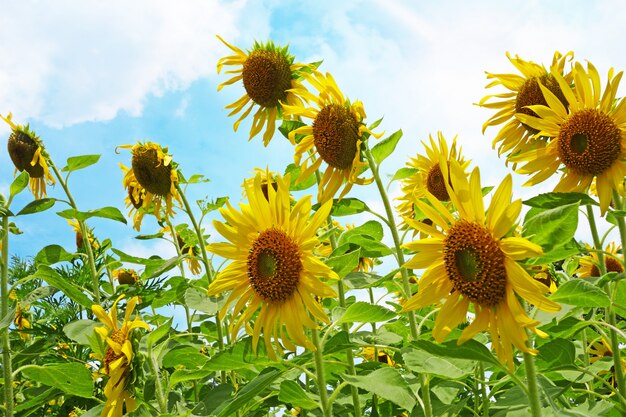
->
283, 71, 382, 202
361, 347, 395, 366
2, 113, 55, 199
119, 142, 181, 231
576, 242, 624, 278
216, 36, 312, 145
241, 167, 284, 201
207, 173, 338, 359
113, 268, 141, 285
479, 51, 574, 160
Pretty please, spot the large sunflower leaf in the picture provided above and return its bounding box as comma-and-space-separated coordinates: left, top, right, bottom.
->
343, 367, 415, 411
550, 279, 610, 307
522, 202, 579, 252
22, 363, 94, 398
61, 154, 101, 172
371, 129, 403, 165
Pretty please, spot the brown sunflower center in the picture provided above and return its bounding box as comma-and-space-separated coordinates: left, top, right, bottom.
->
7, 131, 44, 178
591, 256, 624, 276
558, 109, 621, 176
443, 220, 507, 306
128, 185, 145, 209
313, 104, 361, 169
103, 330, 126, 373
117, 270, 139, 285
242, 49, 292, 108
247, 228, 302, 302
426, 164, 450, 201
516, 74, 568, 122
132, 147, 172, 196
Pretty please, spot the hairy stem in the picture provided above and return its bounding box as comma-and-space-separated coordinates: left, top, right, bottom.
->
1, 214, 14, 417
312, 328, 332, 417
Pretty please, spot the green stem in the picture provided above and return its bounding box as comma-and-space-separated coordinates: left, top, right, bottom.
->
164, 217, 194, 333
148, 346, 168, 413
311, 328, 332, 417
523, 350, 542, 417
362, 141, 431, 417
478, 362, 489, 416
1, 214, 14, 417
50, 164, 100, 302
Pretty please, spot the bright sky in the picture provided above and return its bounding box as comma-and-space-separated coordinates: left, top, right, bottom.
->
2, 0, 625, 260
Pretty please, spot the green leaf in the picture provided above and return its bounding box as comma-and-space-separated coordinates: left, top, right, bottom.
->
134, 232, 165, 240
62, 154, 101, 172
17, 198, 56, 215
523, 192, 597, 208
29, 265, 93, 308
163, 346, 209, 369
338, 302, 396, 324
550, 279, 610, 307
278, 119, 306, 141
403, 348, 474, 379
147, 317, 172, 347
389, 167, 418, 184
537, 338, 576, 367
57, 206, 127, 224
215, 368, 282, 417
338, 220, 384, 242
64, 320, 100, 345
22, 363, 94, 398
10, 171, 29, 198
522, 202, 579, 252
323, 331, 353, 354
412, 339, 501, 368
371, 130, 403, 165
527, 239, 583, 265
34, 244, 74, 266
343, 271, 386, 289
278, 380, 319, 410
185, 287, 220, 315
343, 367, 415, 411
22, 286, 57, 305
326, 250, 361, 279
285, 163, 316, 191
344, 234, 392, 257
326, 198, 370, 216
0, 307, 16, 331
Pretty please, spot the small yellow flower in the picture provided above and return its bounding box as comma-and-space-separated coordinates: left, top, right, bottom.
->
1, 113, 56, 199
14, 303, 31, 341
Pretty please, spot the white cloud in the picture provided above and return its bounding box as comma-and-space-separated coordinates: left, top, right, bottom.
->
0, 0, 271, 129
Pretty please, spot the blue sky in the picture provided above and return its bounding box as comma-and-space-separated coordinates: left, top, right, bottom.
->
2, 0, 625, 260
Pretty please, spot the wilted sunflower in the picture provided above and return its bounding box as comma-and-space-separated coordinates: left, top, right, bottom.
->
511, 62, 626, 214
576, 242, 624, 278
479, 51, 573, 160
92, 295, 149, 417
216, 36, 311, 146
1, 113, 55, 199
67, 219, 99, 251
118, 142, 181, 231
282, 71, 382, 202
396, 132, 469, 226
207, 173, 338, 359
402, 160, 561, 369
112, 269, 141, 285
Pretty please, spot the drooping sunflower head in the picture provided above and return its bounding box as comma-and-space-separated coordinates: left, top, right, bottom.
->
216, 36, 312, 146
401, 160, 561, 369
576, 242, 624, 278
2, 113, 56, 199
118, 142, 181, 231
479, 51, 574, 160
282, 71, 382, 202
241, 167, 287, 202
207, 173, 338, 359
512, 61, 626, 214
396, 132, 469, 227
113, 268, 141, 285
67, 219, 99, 251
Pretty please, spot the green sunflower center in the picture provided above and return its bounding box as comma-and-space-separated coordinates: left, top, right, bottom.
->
558, 109, 621, 176
444, 220, 507, 306
247, 228, 302, 303
426, 164, 450, 201
313, 104, 360, 169
7, 130, 44, 178
516, 74, 568, 128
242, 49, 292, 108
132, 147, 173, 196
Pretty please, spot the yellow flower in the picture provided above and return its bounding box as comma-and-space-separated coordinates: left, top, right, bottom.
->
361, 347, 395, 366
160, 225, 203, 276
511, 62, 626, 214
576, 242, 624, 278
67, 219, 99, 251
216, 36, 311, 146
588, 337, 626, 388
396, 132, 469, 228
14, 303, 31, 341
112, 268, 141, 285
282, 71, 382, 202
1, 113, 56, 199
402, 160, 561, 369
207, 173, 338, 359
118, 142, 181, 231
529, 265, 558, 293
479, 51, 573, 161
92, 295, 149, 417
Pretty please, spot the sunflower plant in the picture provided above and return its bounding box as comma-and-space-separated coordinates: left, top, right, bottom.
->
2, 41, 626, 417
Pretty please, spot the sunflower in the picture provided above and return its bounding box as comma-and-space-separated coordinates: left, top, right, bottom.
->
589, 337, 626, 388
1, 113, 55, 199
14, 303, 31, 341
67, 219, 99, 251
401, 160, 561, 369
575, 242, 624, 278
282, 70, 382, 202
529, 265, 558, 293
511, 62, 626, 214
361, 347, 395, 366
118, 142, 181, 231
241, 167, 282, 201
479, 51, 573, 161
92, 295, 149, 417
396, 132, 469, 228
207, 173, 338, 359
112, 268, 141, 285
160, 225, 202, 276
216, 36, 311, 146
